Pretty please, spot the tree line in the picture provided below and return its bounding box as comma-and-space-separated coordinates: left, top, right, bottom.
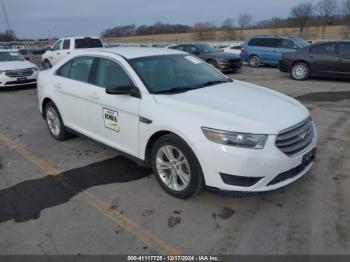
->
101, 0, 350, 40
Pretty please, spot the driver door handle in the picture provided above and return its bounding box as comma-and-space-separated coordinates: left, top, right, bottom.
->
88, 92, 100, 100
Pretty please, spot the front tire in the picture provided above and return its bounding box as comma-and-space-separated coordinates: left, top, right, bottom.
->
208, 59, 219, 69
291, 62, 310, 81
151, 134, 204, 199
44, 102, 72, 141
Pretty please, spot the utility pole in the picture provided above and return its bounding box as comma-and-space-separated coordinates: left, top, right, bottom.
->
1, 0, 11, 33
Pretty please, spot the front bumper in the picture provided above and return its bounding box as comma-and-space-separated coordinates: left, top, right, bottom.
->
278, 60, 290, 73
193, 123, 317, 192
218, 60, 242, 72
0, 71, 38, 88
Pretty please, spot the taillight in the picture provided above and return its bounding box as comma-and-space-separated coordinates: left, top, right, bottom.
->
241, 47, 245, 53
219, 48, 224, 52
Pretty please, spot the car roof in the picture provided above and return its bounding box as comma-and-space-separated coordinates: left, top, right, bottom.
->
81, 47, 186, 59
250, 35, 300, 39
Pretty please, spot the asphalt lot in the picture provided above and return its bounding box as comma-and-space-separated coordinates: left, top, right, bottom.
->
0, 60, 350, 255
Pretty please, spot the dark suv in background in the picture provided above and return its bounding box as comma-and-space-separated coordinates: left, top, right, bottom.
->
170, 43, 242, 72
279, 41, 350, 80
241, 35, 309, 67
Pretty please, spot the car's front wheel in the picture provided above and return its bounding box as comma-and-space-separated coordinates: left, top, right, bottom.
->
44, 102, 72, 141
291, 62, 310, 81
151, 134, 204, 199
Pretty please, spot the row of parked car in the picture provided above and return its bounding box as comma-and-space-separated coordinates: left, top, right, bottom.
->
0, 35, 349, 90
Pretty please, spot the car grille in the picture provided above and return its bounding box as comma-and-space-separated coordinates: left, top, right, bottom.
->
276, 118, 314, 157
5, 69, 33, 78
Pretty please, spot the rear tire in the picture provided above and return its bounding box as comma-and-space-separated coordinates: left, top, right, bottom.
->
248, 55, 260, 68
291, 62, 310, 81
44, 102, 72, 141
150, 134, 204, 199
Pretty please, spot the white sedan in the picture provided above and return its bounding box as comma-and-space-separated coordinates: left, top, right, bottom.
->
37, 47, 317, 198
0, 50, 39, 88
219, 44, 243, 55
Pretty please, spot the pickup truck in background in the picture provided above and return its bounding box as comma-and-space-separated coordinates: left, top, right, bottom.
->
41, 36, 103, 69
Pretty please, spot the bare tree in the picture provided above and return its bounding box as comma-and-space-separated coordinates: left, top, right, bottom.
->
238, 14, 253, 40
193, 22, 217, 41
238, 14, 253, 28
291, 2, 313, 37
221, 18, 237, 40
316, 0, 338, 39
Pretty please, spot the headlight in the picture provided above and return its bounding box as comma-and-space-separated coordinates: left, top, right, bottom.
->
32, 67, 39, 72
202, 127, 268, 149
0, 70, 4, 75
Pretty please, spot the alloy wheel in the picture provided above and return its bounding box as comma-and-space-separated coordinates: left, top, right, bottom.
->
46, 107, 61, 136
156, 145, 191, 191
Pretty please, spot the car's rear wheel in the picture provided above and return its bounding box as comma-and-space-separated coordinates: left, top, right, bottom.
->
44, 102, 72, 141
42, 60, 52, 70
248, 55, 260, 68
291, 62, 310, 81
151, 134, 204, 199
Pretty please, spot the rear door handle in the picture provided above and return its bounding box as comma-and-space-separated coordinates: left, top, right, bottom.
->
88, 92, 99, 100
54, 83, 62, 89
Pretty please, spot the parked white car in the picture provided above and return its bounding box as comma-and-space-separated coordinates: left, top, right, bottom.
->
0, 49, 39, 88
37, 47, 317, 198
219, 44, 243, 55
42, 36, 103, 69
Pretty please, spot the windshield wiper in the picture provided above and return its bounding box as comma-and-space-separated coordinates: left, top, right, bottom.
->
197, 79, 233, 88
153, 79, 233, 95
153, 87, 196, 94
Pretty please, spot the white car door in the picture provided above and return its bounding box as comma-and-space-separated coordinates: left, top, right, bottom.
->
86, 57, 141, 157
50, 39, 63, 65
53, 56, 95, 135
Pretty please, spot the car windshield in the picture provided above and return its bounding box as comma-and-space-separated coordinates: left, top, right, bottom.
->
75, 38, 103, 49
0, 51, 25, 62
129, 54, 231, 94
199, 44, 218, 53
292, 38, 310, 48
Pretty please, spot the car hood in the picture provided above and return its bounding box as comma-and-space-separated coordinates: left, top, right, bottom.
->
205, 52, 241, 59
0, 60, 35, 71
153, 80, 309, 134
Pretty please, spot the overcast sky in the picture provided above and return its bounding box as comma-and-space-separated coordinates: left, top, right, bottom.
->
1, 0, 322, 38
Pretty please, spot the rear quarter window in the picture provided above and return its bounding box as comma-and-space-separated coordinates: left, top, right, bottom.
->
75, 38, 103, 49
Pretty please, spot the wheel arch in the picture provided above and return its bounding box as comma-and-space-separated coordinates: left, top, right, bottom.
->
144, 130, 174, 166
291, 60, 310, 69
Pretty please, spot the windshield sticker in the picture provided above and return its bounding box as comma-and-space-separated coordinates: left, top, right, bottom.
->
103, 108, 120, 132
9, 52, 19, 56
185, 56, 202, 64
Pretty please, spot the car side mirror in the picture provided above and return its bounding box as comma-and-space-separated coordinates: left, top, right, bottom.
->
25, 57, 30, 61
192, 51, 200, 55
106, 85, 141, 98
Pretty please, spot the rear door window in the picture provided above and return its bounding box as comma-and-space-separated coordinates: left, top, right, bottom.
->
68, 57, 95, 83
75, 38, 103, 49
248, 38, 279, 48
310, 44, 337, 55
339, 43, 350, 58
57, 61, 72, 78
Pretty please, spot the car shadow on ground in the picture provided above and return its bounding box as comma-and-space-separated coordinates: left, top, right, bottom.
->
0, 156, 152, 224
0, 84, 37, 92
